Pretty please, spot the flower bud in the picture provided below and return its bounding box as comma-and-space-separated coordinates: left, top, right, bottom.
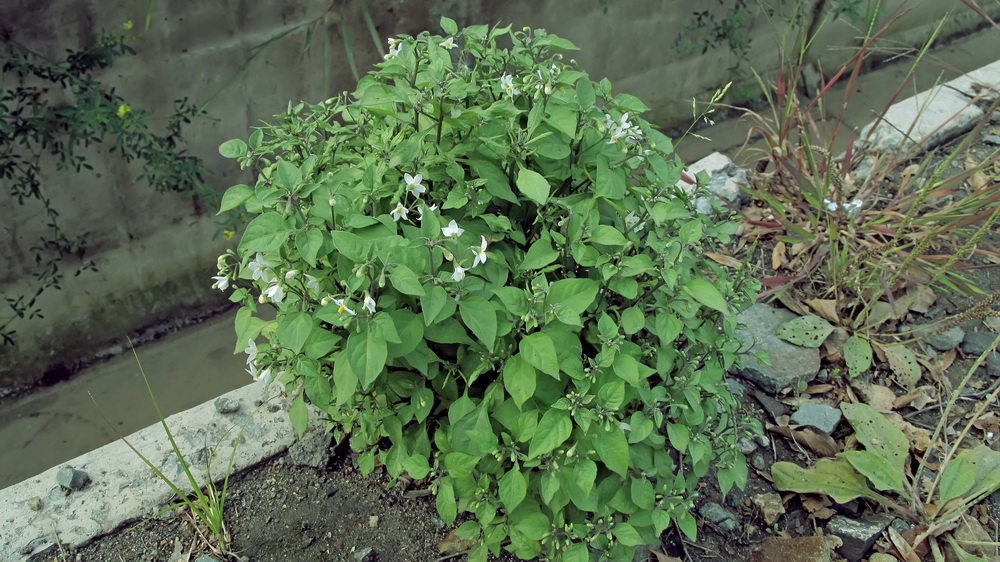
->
285, 270, 298, 280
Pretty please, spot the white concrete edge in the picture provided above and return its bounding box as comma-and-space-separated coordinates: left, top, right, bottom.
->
0, 382, 314, 561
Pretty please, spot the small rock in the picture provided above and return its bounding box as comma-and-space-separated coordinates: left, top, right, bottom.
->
727, 378, 747, 398
734, 304, 821, 392
868, 554, 898, 562
698, 502, 739, 532
25, 496, 42, 511
962, 331, 998, 356
368, 515, 379, 528
353, 546, 377, 562
748, 535, 842, 562
214, 397, 241, 414
791, 402, 843, 435
754, 434, 771, 448
909, 324, 964, 351
195, 555, 219, 562
19, 537, 51, 555
987, 352, 1000, 379
987, 488, 1000, 521
736, 437, 758, 455
826, 513, 895, 562
56, 466, 90, 491
982, 133, 1000, 145
288, 431, 332, 468
750, 492, 785, 525
750, 453, 768, 471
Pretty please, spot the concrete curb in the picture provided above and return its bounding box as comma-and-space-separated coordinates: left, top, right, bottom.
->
0, 383, 314, 561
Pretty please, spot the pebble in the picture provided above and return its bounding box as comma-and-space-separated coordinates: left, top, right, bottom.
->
368, 515, 379, 528
56, 466, 90, 491
214, 397, 241, 414
25, 496, 42, 511
353, 547, 377, 562
962, 331, 999, 356
736, 437, 758, 455
698, 502, 739, 532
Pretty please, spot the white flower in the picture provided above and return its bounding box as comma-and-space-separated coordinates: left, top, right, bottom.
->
624, 211, 644, 232
384, 38, 401, 59
246, 362, 260, 379
255, 366, 272, 383
500, 74, 520, 98
417, 204, 438, 222
363, 293, 377, 314
441, 219, 464, 238
304, 274, 320, 296
439, 37, 457, 50
332, 298, 357, 316
404, 173, 426, 197
452, 265, 467, 281
244, 339, 258, 364
263, 281, 286, 303
211, 275, 229, 291
390, 201, 408, 221
247, 252, 275, 283
471, 235, 488, 267
284, 269, 298, 280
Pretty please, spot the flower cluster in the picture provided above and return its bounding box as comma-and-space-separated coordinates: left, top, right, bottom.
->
604, 112, 643, 145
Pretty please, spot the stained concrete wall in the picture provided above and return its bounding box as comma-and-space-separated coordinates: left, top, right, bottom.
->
1, 0, 996, 389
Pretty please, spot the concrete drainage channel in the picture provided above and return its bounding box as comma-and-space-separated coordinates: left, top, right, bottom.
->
4, 59, 1000, 562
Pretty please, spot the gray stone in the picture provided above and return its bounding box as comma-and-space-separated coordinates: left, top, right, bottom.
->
987, 352, 1000, 379
214, 396, 241, 414
754, 434, 771, 448
353, 546, 377, 562
733, 304, 821, 392
698, 502, 738, 532
750, 492, 785, 525
858, 87, 983, 156
909, 323, 964, 351
961, 331, 998, 356
736, 437, 758, 455
826, 513, 895, 562
987, 488, 1000, 521
679, 152, 747, 216
56, 466, 90, 491
791, 402, 842, 435
726, 378, 746, 398
195, 556, 218, 562
983, 133, 1000, 146
25, 496, 41, 511
288, 431, 332, 468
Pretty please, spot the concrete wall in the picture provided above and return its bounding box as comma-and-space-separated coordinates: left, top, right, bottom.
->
1, 0, 996, 389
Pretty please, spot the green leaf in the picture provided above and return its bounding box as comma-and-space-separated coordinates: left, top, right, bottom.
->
771, 458, 883, 503
840, 403, 909, 481
597, 380, 625, 410
451, 405, 499, 458
519, 333, 560, 378
278, 311, 313, 354
239, 212, 291, 254
594, 424, 629, 476
952, 445, 1000, 507
776, 315, 835, 348
218, 184, 254, 214
389, 264, 426, 296
276, 159, 302, 188
515, 167, 550, 206
330, 231, 370, 261
528, 409, 571, 458
421, 285, 448, 326
514, 512, 549, 542
295, 229, 324, 267
540, 471, 560, 504
503, 355, 536, 408
576, 78, 596, 109
562, 543, 589, 562
589, 225, 627, 246
613, 522, 644, 547
620, 307, 645, 335
444, 452, 480, 479
615, 93, 650, 113
440, 16, 458, 35
682, 279, 729, 314
520, 236, 560, 270
667, 423, 690, 453
303, 366, 331, 410
631, 477, 655, 510
612, 353, 640, 386
546, 278, 599, 317
597, 157, 626, 199
459, 297, 497, 351
347, 330, 387, 390
844, 335, 872, 377
437, 477, 457, 524
839, 450, 905, 493
677, 511, 697, 542
499, 467, 527, 511
402, 453, 431, 479
332, 351, 358, 407
575, 458, 597, 496
218, 138, 247, 159
288, 393, 309, 438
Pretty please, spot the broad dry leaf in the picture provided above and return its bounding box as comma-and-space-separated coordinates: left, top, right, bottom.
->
805, 298, 840, 323
813, 507, 837, 520
804, 384, 836, 394
973, 412, 1000, 440
766, 422, 840, 457
905, 285, 936, 315
649, 551, 682, 562
893, 385, 939, 410
800, 494, 831, 513
437, 529, 475, 554
852, 381, 898, 413
772, 241, 787, 270
885, 412, 931, 452
887, 525, 923, 562
706, 252, 743, 267
775, 291, 811, 317
967, 155, 990, 191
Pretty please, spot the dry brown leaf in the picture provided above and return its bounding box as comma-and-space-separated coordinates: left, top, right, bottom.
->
775, 291, 812, 317
973, 412, 1000, 439
649, 551, 683, 562
905, 285, 937, 315
984, 317, 1000, 332
437, 529, 475, 554
893, 385, 939, 410
766, 422, 840, 457
772, 241, 787, 270
800, 494, 831, 513
706, 252, 743, 267
887, 525, 923, 562
813, 507, 837, 520
805, 298, 840, 323
885, 412, 932, 452
804, 384, 836, 394
852, 381, 898, 413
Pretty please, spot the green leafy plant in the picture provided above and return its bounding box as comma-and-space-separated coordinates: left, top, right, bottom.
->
216, 18, 759, 560
90, 343, 264, 558
1, 25, 217, 346
771, 336, 1000, 560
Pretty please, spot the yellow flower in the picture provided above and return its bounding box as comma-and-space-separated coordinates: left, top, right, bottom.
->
116, 104, 131, 118
222, 230, 235, 240
122, 21, 133, 31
